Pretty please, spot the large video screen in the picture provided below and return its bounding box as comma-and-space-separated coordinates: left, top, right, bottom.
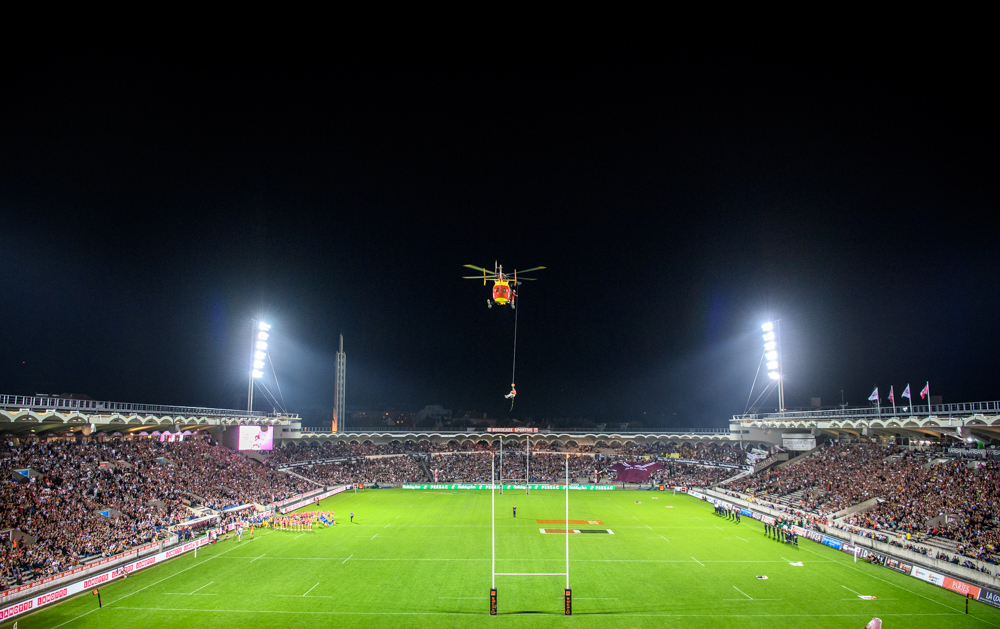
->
238, 425, 273, 451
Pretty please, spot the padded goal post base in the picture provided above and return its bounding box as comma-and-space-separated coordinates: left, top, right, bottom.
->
490, 588, 497, 615
565, 588, 571, 615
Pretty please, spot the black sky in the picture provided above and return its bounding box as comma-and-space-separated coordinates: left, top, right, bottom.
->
2, 44, 997, 428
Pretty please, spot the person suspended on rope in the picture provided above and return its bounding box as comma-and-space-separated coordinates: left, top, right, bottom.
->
505, 383, 517, 399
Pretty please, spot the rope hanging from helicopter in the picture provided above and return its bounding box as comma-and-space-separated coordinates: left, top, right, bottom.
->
509, 293, 518, 410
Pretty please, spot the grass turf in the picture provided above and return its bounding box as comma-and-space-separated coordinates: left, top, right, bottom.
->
8, 488, 1000, 628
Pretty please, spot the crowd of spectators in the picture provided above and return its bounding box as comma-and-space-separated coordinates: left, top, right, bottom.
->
731, 443, 1000, 563
0, 437, 304, 590
294, 456, 426, 485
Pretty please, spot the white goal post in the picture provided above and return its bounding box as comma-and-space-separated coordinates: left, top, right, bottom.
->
490, 451, 571, 615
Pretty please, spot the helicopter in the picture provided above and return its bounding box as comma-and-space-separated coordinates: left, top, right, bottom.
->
462, 262, 545, 308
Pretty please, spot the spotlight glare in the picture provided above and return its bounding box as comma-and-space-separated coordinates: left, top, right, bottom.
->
256, 341, 268, 351
252, 370, 264, 378
767, 361, 779, 370
258, 322, 270, 331
768, 371, 780, 380
254, 350, 266, 360
761, 322, 773, 332
765, 351, 777, 361
258, 331, 269, 341
253, 360, 265, 369
762, 332, 775, 342
764, 341, 776, 351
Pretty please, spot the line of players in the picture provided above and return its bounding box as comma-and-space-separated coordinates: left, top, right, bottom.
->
714, 502, 798, 545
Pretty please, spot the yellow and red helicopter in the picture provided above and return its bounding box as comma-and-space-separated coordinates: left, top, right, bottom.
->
463, 262, 545, 308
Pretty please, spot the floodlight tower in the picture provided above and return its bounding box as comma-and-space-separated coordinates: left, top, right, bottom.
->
248, 321, 270, 412
762, 321, 784, 411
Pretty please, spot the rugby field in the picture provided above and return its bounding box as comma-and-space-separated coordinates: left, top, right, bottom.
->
8, 488, 1000, 628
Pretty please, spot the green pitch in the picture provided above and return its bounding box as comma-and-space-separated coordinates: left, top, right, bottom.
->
10, 489, 1000, 628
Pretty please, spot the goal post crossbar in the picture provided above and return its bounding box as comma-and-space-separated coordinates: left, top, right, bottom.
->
494, 572, 567, 576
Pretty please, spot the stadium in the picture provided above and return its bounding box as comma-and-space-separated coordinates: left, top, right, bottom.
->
4, 40, 1000, 629
3, 392, 1000, 628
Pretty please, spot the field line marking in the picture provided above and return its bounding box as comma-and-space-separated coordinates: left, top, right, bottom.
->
190, 581, 214, 594
103, 607, 972, 619
732, 586, 752, 600
799, 543, 961, 612
735, 536, 749, 542
384, 523, 391, 529
438, 597, 485, 599
303, 583, 319, 597
111, 532, 267, 604
342, 554, 353, 564
395, 515, 400, 519
694, 516, 703, 520
713, 525, 724, 531
294, 533, 306, 540
781, 557, 791, 562
660, 535, 670, 542
249, 553, 266, 563
841, 585, 861, 596
691, 557, 704, 566
645, 524, 654, 531
371, 533, 379, 540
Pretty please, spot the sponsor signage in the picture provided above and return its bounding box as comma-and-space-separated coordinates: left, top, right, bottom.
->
782, 436, 816, 451
280, 485, 348, 514
401, 484, 614, 491
486, 427, 538, 433
0, 537, 210, 622
980, 588, 1000, 609
820, 536, 843, 550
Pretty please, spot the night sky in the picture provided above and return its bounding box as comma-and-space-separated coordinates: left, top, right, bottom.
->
2, 46, 997, 429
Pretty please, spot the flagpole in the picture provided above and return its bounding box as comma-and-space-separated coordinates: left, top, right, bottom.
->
891, 386, 896, 416
926, 381, 931, 417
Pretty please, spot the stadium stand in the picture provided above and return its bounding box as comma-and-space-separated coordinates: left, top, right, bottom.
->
0, 437, 304, 591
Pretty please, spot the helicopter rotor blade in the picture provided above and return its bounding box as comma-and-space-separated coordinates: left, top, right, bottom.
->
462, 275, 498, 279
463, 264, 493, 273
514, 266, 546, 274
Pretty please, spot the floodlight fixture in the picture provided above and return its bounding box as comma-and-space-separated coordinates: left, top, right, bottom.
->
761, 319, 784, 411
249, 320, 273, 411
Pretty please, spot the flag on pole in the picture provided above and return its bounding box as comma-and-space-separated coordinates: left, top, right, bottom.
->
868, 387, 879, 402
888, 386, 894, 403
901, 384, 911, 400
920, 383, 930, 399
